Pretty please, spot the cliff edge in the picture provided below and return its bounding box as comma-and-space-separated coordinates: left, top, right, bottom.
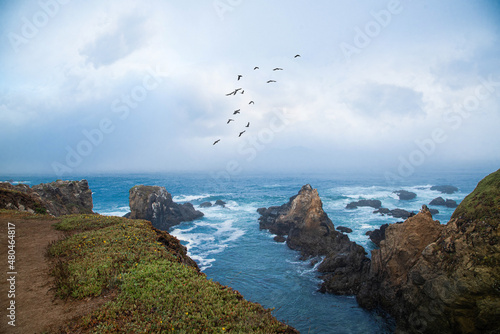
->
357, 169, 500, 333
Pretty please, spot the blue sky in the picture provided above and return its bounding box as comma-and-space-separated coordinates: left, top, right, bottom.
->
0, 0, 499, 178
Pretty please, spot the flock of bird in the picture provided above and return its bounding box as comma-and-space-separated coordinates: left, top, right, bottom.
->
213, 54, 301, 145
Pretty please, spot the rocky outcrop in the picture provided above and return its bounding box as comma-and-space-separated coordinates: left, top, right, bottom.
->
346, 199, 382, 209
32, 180, 93, 216
366, 223, 390, 247
394, 190, 417, 200
336, 226, 353, 233
431, 185, 459, 194
0, 180, 93, 216
374, 207, 415, 219
129, 185, 203, 231
357, 170, 500, 333
259, 184, 370, 294
429, 196, 458, 208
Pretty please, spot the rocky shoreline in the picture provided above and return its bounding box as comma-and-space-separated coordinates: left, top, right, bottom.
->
257, 171, 500, 333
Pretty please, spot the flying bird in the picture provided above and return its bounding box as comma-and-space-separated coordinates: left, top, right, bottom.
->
213, 139, 220, 145
233, 109, 241, 115
239, 131, 246, 137
241, 90, 244, 94
254, 66, 259, 70
237, 74, 243, 80
249, 101, 254, 105
227, 119, 234, 124
245, 122, 250, 128
267, 80, 276, 83
235, 88, 243, 93
273, 68, 283, 71
294, 54, 301, 58
226, 90, 236, 96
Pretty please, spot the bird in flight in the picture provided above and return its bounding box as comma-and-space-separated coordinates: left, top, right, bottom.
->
239, 131, 246, 137
245, 122, 250, 128
237, 75, 243, 80
249, 101, 254, 105
294, 54, 301, 58
226, 90, 236, 96
233, 109, 241, 115
273, 68, 283, 71
213, 139, 220, 145
254, 66, 259, 70
227, 119, 234, 124
267, 80, 276, 83
241, 90, 245, 94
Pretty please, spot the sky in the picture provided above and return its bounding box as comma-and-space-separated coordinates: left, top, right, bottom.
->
0, 0, 499, 179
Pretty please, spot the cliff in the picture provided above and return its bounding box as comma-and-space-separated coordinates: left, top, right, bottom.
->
0, 180, 93, 216
128, 185, 204, 231
357, 169, 500, 333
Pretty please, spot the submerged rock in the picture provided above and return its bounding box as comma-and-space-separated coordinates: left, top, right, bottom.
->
346, 199, 382, 209
394, 190, 417, 200
429, 197, 458, 208
199, 202, 212, 208
430, 185, 458, 194
129, 185, 203, 231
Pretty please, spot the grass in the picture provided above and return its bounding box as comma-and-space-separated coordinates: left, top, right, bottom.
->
451, 169, 500, 225
48, 214, 296, 333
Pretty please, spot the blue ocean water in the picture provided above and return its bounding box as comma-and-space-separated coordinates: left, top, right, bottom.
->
2, 170, 491, 333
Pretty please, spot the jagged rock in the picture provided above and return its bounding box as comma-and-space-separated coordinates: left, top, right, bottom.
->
214, 199, 226, 207
199, 202, 212, 208
357, 169, 500, 333
0, 180, 93, 216
259, 184, 370, 294
430, 185, 459, 194
394, 190, 417, 200
429, 197, 458, 208
32, 180, 93, 216
366, 224, 389, 247
129, 185, 203, 231
346, 199, 382, 209
274, 235, 286, 243
336, 226, 353, 233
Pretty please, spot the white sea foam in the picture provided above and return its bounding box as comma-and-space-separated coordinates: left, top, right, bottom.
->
173, 193, 212, 202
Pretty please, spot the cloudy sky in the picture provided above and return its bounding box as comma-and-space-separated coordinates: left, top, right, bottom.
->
1, 0, 499, 178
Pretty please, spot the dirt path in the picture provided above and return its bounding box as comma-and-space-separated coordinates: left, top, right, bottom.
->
0, 212, 112, 333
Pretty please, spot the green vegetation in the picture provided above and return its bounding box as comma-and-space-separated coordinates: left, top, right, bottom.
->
48, 214, 295, 333
452, 169, 500, 224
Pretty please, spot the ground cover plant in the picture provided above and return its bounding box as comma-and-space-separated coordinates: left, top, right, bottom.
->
48, 214, 296, 333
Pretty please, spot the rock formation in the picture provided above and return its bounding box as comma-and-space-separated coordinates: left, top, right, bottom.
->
32, 180, 94, 216
346, 199, 382, 209
429, 196, 458, 208
0, 180, 93, 216
374, 207, 415, 219
258, 184, 370, 294
336, 226, 353, 233
357, 170, 500, 333
431, 185, 459, 194
394, 190, 417, 200
128, 185, 203, 231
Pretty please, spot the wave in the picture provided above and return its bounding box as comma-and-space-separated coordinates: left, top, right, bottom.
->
173, 193, 212, 202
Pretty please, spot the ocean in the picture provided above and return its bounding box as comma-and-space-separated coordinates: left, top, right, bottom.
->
2, 169, 491, 333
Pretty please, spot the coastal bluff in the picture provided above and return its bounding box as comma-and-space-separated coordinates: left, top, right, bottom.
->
128, 185, 204, 231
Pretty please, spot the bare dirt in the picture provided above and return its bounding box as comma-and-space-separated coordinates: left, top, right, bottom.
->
0, 212, 112, 334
